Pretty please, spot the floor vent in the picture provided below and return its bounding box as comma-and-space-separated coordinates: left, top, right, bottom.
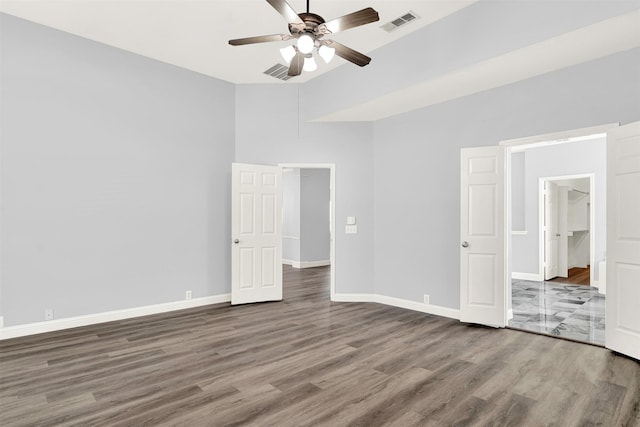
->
264, 63, 293, 81
381, 11, 419, 32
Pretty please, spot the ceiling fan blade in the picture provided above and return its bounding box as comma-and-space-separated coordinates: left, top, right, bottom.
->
322, 7, 379, 34
329, 41, 371, 67
288, 52, 304, 76
267, 0, 304, 24
229, 34, 288, 46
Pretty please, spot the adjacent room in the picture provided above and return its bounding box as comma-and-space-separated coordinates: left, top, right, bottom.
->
1, 0, 639, 425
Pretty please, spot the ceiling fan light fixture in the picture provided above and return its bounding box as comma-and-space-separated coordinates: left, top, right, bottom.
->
303, 56, 318, 72
318, 45, 335, 63
297, 34, 315, 54
280, 45, 296, 64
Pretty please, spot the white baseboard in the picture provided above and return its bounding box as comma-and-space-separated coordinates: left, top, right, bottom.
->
507, 309, 514, 320
332, 293, 375, 303
0, 294, 231, 340
333, 293, 459, 320
2, 290, 457, 340
374, 295, 460, 320
283, 259, 330, 269
511, 272, 541, 281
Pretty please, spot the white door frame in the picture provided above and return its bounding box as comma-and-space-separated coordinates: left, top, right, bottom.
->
538, 174, 595, 284
278, 163, 336, 300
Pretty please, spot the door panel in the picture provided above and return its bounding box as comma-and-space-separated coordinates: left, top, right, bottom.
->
469, 184, 496, 236
232, 163, 283, 304
544, 181, 559, 280
557, 187, 569, 278
606, 121, 640, 360
460, 146, 506, 327
468, 254, 497, 306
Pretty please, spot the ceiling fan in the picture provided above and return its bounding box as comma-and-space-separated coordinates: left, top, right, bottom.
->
229, 0, 380, 77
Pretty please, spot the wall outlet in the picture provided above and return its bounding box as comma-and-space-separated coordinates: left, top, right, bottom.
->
185, 290, 192, 300
44, 308, 54, 321
423, 295, 430, 305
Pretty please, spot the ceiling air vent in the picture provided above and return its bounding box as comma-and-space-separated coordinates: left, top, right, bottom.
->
381, 11, 419, 32
264, 63, 294, 81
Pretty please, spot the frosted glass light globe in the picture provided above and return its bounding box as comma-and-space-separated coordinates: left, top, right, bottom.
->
297, 34, 314, 54
318, 45, 335, 63
303, 56, 317, 72
280, 45, 296, 64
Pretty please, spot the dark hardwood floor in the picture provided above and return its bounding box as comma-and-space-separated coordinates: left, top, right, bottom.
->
549, 266, 591, 286
1, 265, 639, 426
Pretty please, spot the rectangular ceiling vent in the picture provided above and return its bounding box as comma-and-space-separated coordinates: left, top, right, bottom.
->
264, 63, 293, 81
381, 11, 419, 32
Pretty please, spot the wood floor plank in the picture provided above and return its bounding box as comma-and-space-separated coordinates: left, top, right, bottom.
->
1, 265, 639, 426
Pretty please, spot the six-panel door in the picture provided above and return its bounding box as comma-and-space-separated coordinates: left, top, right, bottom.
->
232, 163, 283, 305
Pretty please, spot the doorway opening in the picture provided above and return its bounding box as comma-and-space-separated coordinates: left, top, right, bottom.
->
505, 131, 607, 345
540, 175, 594, 285
279, 163, 335, 300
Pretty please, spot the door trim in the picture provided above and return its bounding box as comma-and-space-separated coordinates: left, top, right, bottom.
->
278, 163, 336, 300
501, 123, 618, 149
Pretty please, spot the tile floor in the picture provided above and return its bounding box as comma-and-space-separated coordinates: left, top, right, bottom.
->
508, 279, 605, 346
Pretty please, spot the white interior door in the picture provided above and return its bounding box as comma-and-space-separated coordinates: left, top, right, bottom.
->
557, 186, 569, 278
231, 163, 283, 305
606, 121, 640, 360
544, 181, 560, 280
460, 146, 506, 327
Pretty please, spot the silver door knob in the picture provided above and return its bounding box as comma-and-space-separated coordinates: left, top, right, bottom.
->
234, 239, 239, 244
461, 241, 469, 248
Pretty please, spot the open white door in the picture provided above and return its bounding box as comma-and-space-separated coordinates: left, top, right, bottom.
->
557, 186, 569, 278
231, 163, 283, 305
606, 122, 640, 360
544, 181, 560, 280
460, 146, 506, 327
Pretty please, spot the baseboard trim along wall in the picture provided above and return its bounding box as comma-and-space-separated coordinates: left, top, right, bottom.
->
333, 293, 460, 320
512, 272, 542, 281
2, 291, 459, 340
282, 260, 331, 269
0, 294, 231, 340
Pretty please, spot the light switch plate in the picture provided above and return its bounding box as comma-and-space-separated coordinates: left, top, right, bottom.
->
347, 216, 356, 225
346, 225, 358, 234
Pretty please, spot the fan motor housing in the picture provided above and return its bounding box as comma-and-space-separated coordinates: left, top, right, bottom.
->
289, 12, 325, 36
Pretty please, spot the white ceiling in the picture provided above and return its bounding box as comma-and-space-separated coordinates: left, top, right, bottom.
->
0, 0, 477, 84
1, 1, 639, 121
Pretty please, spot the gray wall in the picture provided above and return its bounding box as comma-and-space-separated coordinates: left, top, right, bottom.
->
0, 14, 235, 326
235, 84, 374, 294
282, 168, 330, 265
373, 49, 640, 309
511, 152, 526, 232
282, 169, 301, 262
511, 138, 607, 277
300, 169, 330, 263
